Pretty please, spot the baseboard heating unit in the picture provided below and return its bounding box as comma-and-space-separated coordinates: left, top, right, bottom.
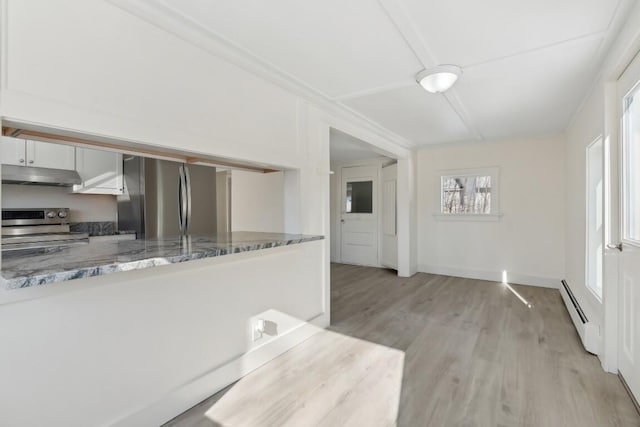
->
560, 280, 600, 355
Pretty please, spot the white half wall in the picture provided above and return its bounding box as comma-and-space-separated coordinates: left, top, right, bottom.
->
417, 135, 566, 288
0, 241, 326, 427
231, 170, 285, 233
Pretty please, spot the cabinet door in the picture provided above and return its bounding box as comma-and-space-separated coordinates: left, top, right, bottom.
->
1, 137, 27, 166
26, 140, 76, 170
73, 147, 123, 195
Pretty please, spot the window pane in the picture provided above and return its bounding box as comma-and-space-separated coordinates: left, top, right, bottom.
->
587, 138, 603, 299
441, 175, 491, 214
624, 86, 640, 242
346, 181, 373, 213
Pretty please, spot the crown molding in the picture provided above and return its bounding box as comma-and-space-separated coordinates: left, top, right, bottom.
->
106, 0, 415, 150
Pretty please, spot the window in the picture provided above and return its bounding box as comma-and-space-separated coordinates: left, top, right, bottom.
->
441, 175, 491, 214
586, 137, 604, 300
345, 180, 373, 213
438, 167, 499, 217
623, 84, 640, 245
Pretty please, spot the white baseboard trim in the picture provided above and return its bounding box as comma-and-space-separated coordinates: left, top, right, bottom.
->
417, 264, 560, 289
112, 313, 328, 427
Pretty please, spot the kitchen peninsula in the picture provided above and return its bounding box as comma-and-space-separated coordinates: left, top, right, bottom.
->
1, 232, 323, 289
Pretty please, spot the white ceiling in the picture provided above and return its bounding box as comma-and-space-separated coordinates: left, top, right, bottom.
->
330, 129, 389, 164
155, 0, 636, 146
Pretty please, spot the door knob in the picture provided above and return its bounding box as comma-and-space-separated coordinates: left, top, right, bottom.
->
607, 243, 623, 252
19, 158, 24, 163
28, 160, 34, 164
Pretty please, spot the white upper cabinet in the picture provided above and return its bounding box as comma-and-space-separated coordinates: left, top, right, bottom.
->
26, 140, 76, 170
1, 138, 76, 170
73, 147, 123, 195
1, 137, 27, 166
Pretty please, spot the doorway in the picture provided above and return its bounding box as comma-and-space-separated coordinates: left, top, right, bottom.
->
329, 129, 397, 269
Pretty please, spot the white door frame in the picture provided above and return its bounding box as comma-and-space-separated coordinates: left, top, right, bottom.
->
609, 50, 640, 397
603, 80, 621, 373
319, 111, 416, 277
332, 158, 386, 267
602, 38, 640, 373
585, 136, 604, 302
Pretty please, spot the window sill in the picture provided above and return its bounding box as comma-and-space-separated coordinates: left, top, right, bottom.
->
432, 213, 503, 222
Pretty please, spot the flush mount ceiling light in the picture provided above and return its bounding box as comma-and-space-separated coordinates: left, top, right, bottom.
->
416, 65, 462, 93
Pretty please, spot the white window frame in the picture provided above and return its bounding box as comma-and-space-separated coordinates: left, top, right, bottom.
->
585, 136, 604, 301
433, 166, 502, 221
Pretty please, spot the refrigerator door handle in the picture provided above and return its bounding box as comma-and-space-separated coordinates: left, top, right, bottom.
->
178, 165, 188, 234
184, 165, 192, 235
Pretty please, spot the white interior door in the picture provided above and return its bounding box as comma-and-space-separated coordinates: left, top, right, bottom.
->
340, 165, 378, 266
381, 163, 398, 269
616, 50, 640, 400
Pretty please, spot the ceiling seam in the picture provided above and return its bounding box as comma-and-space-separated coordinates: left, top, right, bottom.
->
333, 80, 416, 101
377, 0, 484, 141
442, 94, 484, 142
604, 0, 625, 32
463, 30, 608, 69
377, 0, 437, 66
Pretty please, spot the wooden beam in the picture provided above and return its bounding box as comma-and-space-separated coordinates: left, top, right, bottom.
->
186, 156, 278, 173
2, 127, 22, 137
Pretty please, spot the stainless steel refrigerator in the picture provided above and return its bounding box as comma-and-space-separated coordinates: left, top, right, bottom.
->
117, 155, 218, 238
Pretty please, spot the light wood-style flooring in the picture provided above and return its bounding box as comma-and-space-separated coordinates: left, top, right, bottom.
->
165, 263, 640, 426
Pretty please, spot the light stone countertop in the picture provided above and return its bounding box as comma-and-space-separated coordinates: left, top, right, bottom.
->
1, 232, 324, 289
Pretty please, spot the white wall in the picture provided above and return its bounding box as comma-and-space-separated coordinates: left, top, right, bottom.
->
398, 152, 418, 277
417, 135, 566, 287
565, 85, 605, 324
2, 0, 300, 169
329, 170, 338, 261
2, 184, 117, 222
231, 170, 284, 233
216, 170, 231, 232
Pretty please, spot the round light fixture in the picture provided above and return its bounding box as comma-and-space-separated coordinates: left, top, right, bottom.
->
416, 65, 462, 93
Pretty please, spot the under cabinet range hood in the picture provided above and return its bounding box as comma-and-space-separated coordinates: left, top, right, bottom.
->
1, 165, 82, 186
